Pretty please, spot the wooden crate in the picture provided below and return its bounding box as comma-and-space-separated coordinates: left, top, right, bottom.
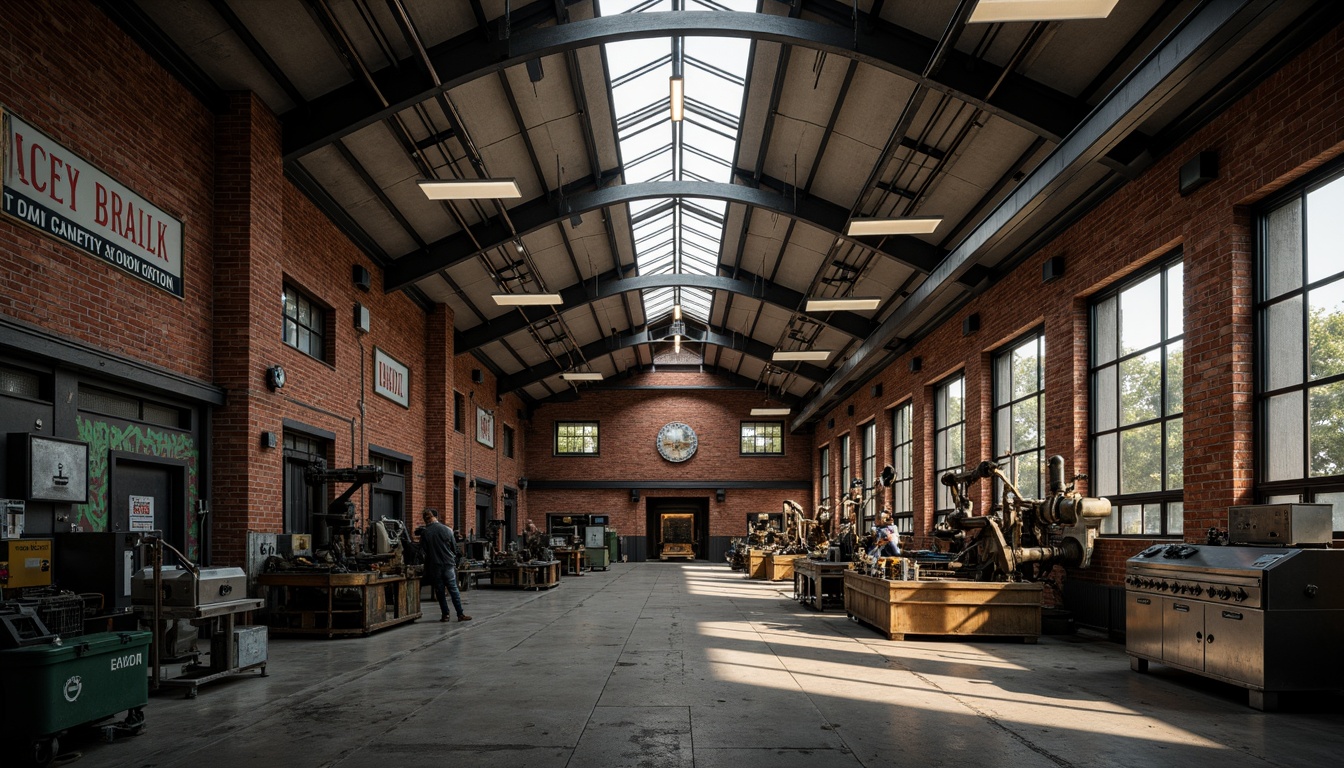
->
766, 553, 806, 581
794, 559, 850, 610
843, 572, 1041, 641
746, 549, 768, 580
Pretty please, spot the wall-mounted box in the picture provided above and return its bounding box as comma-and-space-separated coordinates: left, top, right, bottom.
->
7, 434, 89, 503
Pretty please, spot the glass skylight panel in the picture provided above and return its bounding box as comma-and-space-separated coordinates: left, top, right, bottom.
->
599, 0, 755, 326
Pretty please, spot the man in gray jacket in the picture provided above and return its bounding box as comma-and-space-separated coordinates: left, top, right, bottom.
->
419, 508, 472, 622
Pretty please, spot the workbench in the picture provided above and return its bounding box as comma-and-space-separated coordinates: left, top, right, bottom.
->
843, 572, 1042, 641
793, 559, 849, 610
488, 561, 560, 590
132, 597, 266, 698
554, 547, 586, 576
256, 571, 421, 638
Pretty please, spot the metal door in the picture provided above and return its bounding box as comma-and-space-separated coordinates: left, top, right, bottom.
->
1162, 598, 1206, 671
1204, 606, 1265, 686
110, 454, 185, 553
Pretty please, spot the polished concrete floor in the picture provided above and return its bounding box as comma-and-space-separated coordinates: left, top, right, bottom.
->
62, 562, 1344, 767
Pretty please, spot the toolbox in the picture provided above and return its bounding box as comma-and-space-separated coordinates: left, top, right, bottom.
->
131, 565, 247, 607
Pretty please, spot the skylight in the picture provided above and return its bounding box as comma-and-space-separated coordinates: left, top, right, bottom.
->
599, 0, 756, 327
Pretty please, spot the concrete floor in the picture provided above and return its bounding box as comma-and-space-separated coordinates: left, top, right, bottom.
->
59, 562, 1344, 767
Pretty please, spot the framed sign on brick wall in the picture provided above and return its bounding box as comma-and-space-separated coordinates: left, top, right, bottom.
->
476, 406, 495, 448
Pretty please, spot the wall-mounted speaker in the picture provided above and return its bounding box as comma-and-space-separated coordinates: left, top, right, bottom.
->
1179, 151, 1218, 196
909, 357, 922, 372
846, 404, 855, 417
715, 489, 726, 503
1042, 256, 1065, 283
353, 264, 371, 292
354, 303, 371, 334
962, 313, 980, 336
871, 383, 883, 398
471, 369, 484, 384
827, 418, 834, 429
630, 489, 640, 503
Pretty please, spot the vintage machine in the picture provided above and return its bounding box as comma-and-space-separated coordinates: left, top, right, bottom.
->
305, 460, 384, 566
1125, 503, 1343, 710
659, 513, 695, 560
935, 456, 1111, 582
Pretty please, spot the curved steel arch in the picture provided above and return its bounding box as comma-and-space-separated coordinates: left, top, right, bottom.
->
457, 268, 876, 353
385, 177, 944, 292
498, 324, 827, 394
282, 10, 1087, 160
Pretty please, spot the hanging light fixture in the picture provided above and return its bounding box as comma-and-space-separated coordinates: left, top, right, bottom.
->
561, 371, 603, 381
418, 178, 522, 200
492, 293, 563, 306
845, 217, 943, 237
805, 297, 882, 312
773, 350, 833, 362
751, 407, 791, 416
669, 76, 685, 122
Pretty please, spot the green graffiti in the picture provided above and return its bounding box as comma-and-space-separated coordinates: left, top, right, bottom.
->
75, 417, 201, 559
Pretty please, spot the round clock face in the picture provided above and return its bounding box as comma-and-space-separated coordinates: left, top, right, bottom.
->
267, 365, 286, 390
656, 422, 698, 463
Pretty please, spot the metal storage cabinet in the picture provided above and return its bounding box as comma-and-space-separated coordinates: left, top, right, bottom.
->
0, 630, 150, 764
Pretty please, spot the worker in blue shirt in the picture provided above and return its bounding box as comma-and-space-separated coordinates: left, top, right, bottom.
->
869, 510, 901, 559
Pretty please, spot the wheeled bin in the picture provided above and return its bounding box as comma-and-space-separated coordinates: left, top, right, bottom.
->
0, 630, 150, 766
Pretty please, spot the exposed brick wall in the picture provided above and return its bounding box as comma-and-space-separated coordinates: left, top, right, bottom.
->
811, 24, 1344, 588
452, 356, 528, 531
524, 371, 812, 539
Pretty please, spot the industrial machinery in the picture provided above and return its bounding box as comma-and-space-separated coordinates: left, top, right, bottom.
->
935, 455, 1111, 582
1125, 503, 1344, 710
304, 460, 384, 567
659, 513, 695, 560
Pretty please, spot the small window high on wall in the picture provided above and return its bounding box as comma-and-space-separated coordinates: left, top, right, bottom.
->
1257, 169, 1344, 533
1092, 257, 1184, 536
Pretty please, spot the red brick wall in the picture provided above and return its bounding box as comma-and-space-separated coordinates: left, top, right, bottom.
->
452, 356, 529, 530
524, 371, 813, 540
811, 24, 1344, 587
0, 0, 215, 380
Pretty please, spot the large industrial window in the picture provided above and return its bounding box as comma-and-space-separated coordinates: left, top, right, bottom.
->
1093, 257, 1184, 536
993, 332, 1045, 501
370, 454, 406, 525
740, 422, 783, 455
282, 432, 328, 535
861, 421, 877, 527
933, 375, 965, 525
555, 421, 599, 455
819, 445, 831, 513
839, 434, 852, 504
891, 402, 913, 533
282, 283, 329, 362
1257, 170, 1344, 533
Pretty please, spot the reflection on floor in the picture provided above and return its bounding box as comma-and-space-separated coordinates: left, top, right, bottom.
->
62, 563, 1344, 767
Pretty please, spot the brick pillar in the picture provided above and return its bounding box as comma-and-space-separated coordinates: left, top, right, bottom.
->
211, 93, 285, 566
423, 303, 456, 514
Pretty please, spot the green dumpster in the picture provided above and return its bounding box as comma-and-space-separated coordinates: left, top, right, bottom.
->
0, 630, 150, 765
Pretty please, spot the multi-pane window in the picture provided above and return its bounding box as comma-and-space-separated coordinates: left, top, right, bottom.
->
741, 422, 784, 455
891, 403, 914, 533
555, 422, 599, 455
861, 422, 877, 527
819, 446, 831, 513
934, 375, 966, 524
994, 333, 1045, 501
453, 392, 465, 432
503, 425, 516, 459
1257, 171, 1344, 533
282, 283, 327, 361
839, 434, 852, 508
1093, 258, 1185, 536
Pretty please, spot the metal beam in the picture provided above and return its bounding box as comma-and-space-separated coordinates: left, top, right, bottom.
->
457, 268, 875, 352
384, 177, 943, 290
281, 10, 1088, 160
499, 324, 828, 392
792, 0, 1277, 428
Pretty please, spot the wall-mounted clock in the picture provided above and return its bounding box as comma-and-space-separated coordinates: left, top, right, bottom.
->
656, 422, 698, 463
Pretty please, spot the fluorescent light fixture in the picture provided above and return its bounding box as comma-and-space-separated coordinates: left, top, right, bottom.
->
492, 293, 563, 306
806, 297, 882, 312
968, 0, 1119, 23
418, 178, 522, 200
846, 217, 943, 237
773, 350, 833, 362
669, 76, 684, 122
561, 372, 604, 381
751, 407, 792, 416
674, 336, 681, 354
672, 304, 682, 321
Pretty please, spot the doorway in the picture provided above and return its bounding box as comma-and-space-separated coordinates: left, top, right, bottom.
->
110, 452, 187, 554
645, 497, 709, 561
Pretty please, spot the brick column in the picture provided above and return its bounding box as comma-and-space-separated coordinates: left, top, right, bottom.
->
423, 304, 456, 514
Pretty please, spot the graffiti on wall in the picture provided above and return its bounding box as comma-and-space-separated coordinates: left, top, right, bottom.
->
74, 417, 201, 558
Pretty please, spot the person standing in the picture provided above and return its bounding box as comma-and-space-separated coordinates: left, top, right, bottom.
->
869, 510, 901, 559
419, 508, 472, 623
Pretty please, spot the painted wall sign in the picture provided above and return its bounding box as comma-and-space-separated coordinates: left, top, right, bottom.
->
374, 347, 410, 407
477, 406, 495, 448
129, 495, 154, 532
1, 108, 185, 297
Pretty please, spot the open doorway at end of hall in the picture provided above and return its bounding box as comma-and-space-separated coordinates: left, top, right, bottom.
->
645, 497, 709, 561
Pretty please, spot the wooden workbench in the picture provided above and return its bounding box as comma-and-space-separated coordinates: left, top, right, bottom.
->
766, 553, 806, 581
554, 547, 586, 576
794, 559, 850, 610
257, 571, 421, 638
843, 572, 1041, 641
488, 561, 560, 590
